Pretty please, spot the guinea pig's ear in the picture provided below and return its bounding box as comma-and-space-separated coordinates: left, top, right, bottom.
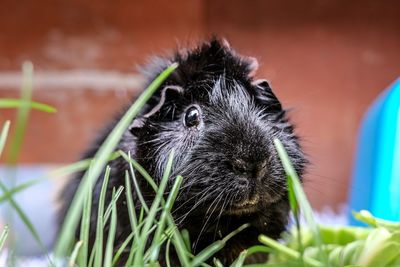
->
245, 57, 259, 78
128, 85, 184, 135
252, 79, 282, 112
252, 79, 270, 89
220, 38, 231, 50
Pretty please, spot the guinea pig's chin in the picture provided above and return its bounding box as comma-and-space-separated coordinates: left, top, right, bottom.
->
224, 190, 283, 216
225, 195, 260, 215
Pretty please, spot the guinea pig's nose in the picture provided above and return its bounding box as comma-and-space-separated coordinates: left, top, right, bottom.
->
231, 159, 268, 179
231, 159, 250, 174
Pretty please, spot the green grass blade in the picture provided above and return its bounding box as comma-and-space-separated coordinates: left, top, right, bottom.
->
55, 63, 178, 256
88, 243, 96, 267
353, 210, 400, 231
52, 151, 120, 178
0, 225, 9, 250
0, 121, 10, 157
149, 175, 183, 262
124, 220, 149, 266
127, 152, 149, 213
124, 170, 138, 233
273, 139, 315, 227
191, 241, 224, 267
69, 240, 83, 267
123, 170, 139, 267
7, 61, 33, 164
181, 229, 191, 252
0, 152, 120, 205
191, 224, 250, 266
104, 188, 118, 267
221, 224, 250, 244
0, 181, 51, 260
0, 99, 56, 113
119, 150, 158, 192
167, 219, 191, 267
103, 186, 124, 223
245, 245, 273, 256
259, 235, 321, 267
273, 138, 328, 264
213, 258, 224, 267
0, 179, 38, 203
166, 238, 172, 267
133, 149, 175, 266
112, 232, 134, 267
230, 249, 247, 267
77, 174, 93, 267
94, 166, 111, 267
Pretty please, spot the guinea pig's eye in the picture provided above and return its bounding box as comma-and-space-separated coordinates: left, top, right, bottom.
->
184, 106, 201, 128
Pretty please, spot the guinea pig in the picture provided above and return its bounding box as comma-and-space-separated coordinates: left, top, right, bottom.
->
59, 38, 307, 265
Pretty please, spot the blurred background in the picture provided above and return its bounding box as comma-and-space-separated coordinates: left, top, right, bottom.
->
0, 0, 399, 256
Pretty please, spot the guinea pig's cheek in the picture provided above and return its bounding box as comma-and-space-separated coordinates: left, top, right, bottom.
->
259, 181, 286, 204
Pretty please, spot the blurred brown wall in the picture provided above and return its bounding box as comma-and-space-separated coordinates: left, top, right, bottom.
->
1, 0, 399, 210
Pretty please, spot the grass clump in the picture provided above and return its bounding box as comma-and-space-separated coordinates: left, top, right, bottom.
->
257, 139, 400, 267
0, 62, 399, 267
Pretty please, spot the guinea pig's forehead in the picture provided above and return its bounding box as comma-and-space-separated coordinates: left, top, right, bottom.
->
181, 77, 253, 107
208, 78, 252, 105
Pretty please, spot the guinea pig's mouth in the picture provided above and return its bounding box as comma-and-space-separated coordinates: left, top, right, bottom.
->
225, 194, 260, 215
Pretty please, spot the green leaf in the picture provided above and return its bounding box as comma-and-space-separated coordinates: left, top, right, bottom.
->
353, 210, 400, 232
357, 229, 400, 267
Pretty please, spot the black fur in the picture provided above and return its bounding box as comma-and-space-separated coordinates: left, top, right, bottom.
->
59, 38, 307, 266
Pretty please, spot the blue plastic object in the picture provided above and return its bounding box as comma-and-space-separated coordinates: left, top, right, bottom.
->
348, 78, 400, 225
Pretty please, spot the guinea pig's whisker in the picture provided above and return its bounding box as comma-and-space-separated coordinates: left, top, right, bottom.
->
176, 188, 220, 222
173, 186, 213, 215
213, 193, 231, 240
174, 187, 217, 224
193, 190, 225, 251
228, 191, 240, 212
138, 138, 163, 145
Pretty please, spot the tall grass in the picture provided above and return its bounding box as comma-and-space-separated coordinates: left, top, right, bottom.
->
0, 62, 56, 266
0, 62, 399, 266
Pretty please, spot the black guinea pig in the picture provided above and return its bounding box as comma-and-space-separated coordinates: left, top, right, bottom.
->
59, 38, 307, 266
